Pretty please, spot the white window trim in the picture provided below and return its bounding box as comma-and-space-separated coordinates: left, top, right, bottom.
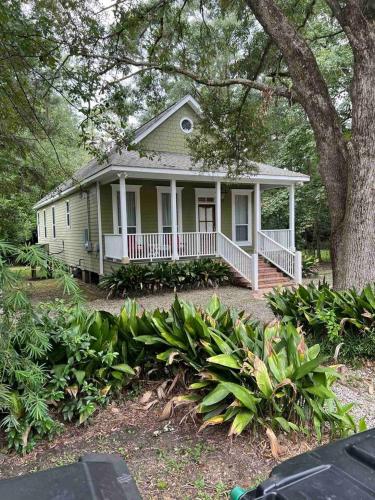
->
195, 188, 216, 232
37, 212, 40, 240
156, 186, 183, 233
111, 184, 142, 234
51, 206, 56, 239
180, 116, 194, 134
43, 210, 47, 238
231, 189, 253, 246
65, 200, 71, 229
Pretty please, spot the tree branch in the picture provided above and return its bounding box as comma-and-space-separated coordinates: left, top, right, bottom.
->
84, 53, 294, 100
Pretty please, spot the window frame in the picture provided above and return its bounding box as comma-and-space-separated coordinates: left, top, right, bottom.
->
37, 212, 40, 240
65, 200, 71, 228
156, 186, 183, 234
51, 206, 56, 239
179, 117, 193, 134
43, 210, 47, 238
231, 189, 253, 246
111, 184, 141, 235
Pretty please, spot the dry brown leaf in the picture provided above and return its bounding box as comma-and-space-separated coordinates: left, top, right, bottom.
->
159, 400, 174, 420
368, 381, 374, 395
266, 427, 281, 459
139, 390, 153, 404
157, 386, 166, 400
198, 415, 224, 433
141, 400, 158, 411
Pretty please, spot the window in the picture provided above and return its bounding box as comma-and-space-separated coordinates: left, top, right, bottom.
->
231, 190, 252, 245
51, 206, 56, 239
112, 185, 141, 234
116, 190, 137, 234
43, 210, 47, 238
157, 187, 183, 233
66, 201, 70, 228
180, 117, 193, 134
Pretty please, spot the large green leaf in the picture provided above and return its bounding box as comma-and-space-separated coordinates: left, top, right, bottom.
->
220, 382, 258, 411
201, 384, 230, 406
229, 410, 254, 436
111, 363, 135, 375
207, 354, 241, 369
254, 356, 273, 398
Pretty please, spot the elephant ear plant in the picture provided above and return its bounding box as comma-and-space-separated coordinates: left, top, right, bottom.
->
135, 296, 359, 441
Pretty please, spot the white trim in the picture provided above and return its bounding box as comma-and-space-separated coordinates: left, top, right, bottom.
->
156, 186, 183, 233
180, 116, 193, 134
37, 211, 40, 240
111, 184, 142, 234
43, 209, 47, 238
289, 184, 296, 251
51, 205, 56, 239
231, 189, 253, 246
195, 188, 216, 232
33, 164, 309, 210
65, 200, 71, 229
96, 183, 104, 275
133, 95, 201, 144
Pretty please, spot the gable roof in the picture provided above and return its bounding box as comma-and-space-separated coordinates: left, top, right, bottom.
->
33, 95, 309, 209
133, 95, 201, 144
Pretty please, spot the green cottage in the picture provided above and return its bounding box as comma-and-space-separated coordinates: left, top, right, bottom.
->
34, 95, 309, 289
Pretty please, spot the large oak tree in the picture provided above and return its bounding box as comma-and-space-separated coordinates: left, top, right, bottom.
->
6, 0, 375, 289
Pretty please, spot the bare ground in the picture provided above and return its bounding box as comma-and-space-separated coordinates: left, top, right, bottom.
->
0, 363, 373, 499
0, 383, 321, 499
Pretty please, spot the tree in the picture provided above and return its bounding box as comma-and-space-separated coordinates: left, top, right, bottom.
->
3, 0, 375, 289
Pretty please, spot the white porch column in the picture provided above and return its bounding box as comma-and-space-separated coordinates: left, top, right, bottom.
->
171, 179, 179, 260
96, 181, 104, 275
119, 173, 129, 263
254, 183, 261, 252
215, 180, 221, 256
289, 184, 296, 251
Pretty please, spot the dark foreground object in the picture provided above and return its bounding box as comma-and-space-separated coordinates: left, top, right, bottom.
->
231, 428, 375, 499
0, 453, 142, 499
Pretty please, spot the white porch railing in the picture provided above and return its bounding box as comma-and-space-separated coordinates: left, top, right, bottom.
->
261, 229, 292, 249
104, 232, 217, 261
217, 232, 256, 287
258, 230, 301, 282
178, 232, 217, 257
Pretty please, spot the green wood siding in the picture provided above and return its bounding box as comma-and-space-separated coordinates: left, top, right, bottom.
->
140, 104, 199, 154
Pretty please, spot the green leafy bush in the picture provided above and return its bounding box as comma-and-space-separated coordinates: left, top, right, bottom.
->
135, 296, 357, 440
302, 254, 319, 277
99, 258, 231, 297
266, 282, 375, 362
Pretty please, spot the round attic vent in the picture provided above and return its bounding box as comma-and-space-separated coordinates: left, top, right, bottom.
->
180, 117, 193, 134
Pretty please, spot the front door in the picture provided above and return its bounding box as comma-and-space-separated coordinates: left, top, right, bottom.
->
198, 204, 216, 232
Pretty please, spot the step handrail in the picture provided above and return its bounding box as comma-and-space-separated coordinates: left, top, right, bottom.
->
258, 230, 301, 281
217, 232, 257, 289
258, 230, 295, 256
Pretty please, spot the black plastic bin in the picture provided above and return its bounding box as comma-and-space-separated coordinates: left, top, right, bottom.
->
231, 428, 375, 499
0, 453, 142, 499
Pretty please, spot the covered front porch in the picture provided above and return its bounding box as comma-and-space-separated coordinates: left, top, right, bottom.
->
97, 172, 301, 290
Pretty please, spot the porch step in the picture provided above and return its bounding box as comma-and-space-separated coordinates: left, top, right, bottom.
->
228, 256, 294, 290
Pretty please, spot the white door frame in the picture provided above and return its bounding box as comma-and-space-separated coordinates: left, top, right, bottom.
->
194, 187, 216, 232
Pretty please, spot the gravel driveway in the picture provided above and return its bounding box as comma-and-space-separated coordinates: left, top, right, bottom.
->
89, 285, 275, 324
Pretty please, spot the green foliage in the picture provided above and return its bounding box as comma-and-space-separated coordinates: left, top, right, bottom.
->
135, 295, 357, 440
302, 254, 319, 277
266, 282, 375, 362
99, 259, 231, 298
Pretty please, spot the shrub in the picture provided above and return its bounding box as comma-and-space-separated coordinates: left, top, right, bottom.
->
99, 258, 231, 297
135, 296, 358, 440
302, 254, 319, 277
266, 282, 375, 362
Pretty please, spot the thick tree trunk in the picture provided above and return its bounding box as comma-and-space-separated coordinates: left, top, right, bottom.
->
333, 38, 375, 290
246, 0, 375, 290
